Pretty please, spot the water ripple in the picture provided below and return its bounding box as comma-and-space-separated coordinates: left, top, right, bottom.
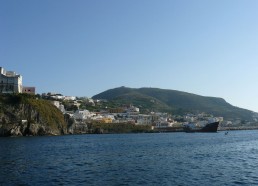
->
0, 131, 258, 185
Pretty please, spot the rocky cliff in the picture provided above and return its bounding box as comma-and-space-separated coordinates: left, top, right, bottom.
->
0, 94, 67, 136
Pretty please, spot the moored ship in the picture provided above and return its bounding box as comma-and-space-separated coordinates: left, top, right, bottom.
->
183, 121, 220, 132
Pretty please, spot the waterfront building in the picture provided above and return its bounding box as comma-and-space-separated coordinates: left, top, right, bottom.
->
0, 67, 22, 93
135, 114, 153, 125
155, 121, 174, 128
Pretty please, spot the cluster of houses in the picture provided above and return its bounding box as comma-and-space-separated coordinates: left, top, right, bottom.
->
1, 67, 225, 129
46, 92, 224, 129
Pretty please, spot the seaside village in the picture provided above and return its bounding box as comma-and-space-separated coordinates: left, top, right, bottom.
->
3, 66, 252, 130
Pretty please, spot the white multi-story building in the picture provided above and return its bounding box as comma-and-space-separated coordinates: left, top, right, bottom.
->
0, 67, 23, 93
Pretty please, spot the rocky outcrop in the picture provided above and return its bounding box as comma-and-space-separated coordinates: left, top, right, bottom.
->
0, 121, 64, 136
65, 114, 88, 134
64, 114, 104, 134
0, 94, 66, 137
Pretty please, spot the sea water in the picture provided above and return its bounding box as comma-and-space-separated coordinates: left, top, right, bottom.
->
1, 130, 258, 185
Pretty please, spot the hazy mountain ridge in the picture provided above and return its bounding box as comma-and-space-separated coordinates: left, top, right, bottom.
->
93, 87, 255, 121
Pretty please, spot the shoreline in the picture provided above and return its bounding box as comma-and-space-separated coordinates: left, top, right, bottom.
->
2, 126, 258, 137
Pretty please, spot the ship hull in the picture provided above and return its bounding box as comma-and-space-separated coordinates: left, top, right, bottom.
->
183, 121, 219, 133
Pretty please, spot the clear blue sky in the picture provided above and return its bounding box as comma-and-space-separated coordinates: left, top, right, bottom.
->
1, 0, 258, 112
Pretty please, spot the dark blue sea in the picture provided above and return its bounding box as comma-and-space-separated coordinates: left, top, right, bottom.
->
1, 130, 258, 186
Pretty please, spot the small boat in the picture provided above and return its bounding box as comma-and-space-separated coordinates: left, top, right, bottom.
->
183, 121, 220, 133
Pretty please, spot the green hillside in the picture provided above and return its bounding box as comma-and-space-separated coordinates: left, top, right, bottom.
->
93, 87, 255, 121
0, 94, 66, 136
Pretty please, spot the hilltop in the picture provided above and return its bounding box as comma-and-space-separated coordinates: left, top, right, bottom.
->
93, 86, 255, 121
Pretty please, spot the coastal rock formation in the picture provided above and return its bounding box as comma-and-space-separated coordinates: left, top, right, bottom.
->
65, 114, 89, 134
0, 94, 66, 137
